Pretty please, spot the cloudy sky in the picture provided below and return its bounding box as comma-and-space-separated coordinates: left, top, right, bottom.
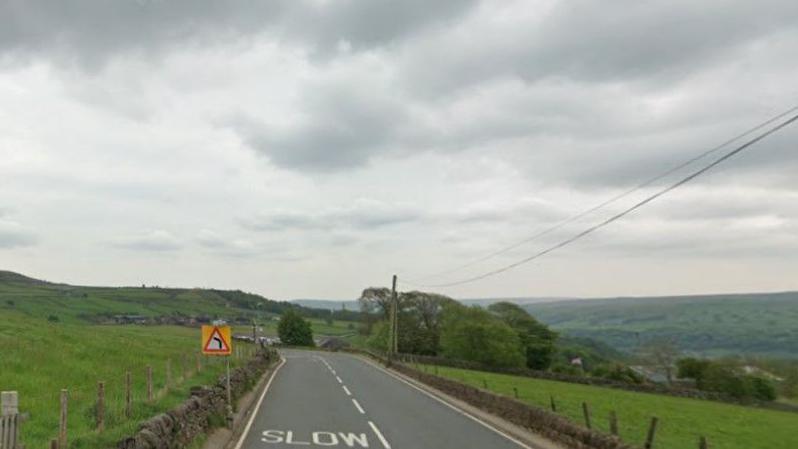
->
1, 0, 797, 301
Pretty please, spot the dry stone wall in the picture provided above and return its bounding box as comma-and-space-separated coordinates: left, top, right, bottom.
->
117, 348, 278, 449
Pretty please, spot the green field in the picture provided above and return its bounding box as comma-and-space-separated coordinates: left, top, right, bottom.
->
422, 364, 797, 449
234, 318, 356, 339
524, 292, 798, 358
0, 312, 257, 449
0, 271, 268, 324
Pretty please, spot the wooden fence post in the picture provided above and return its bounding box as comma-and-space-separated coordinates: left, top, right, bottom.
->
644, 417, 659, 449
58, 389, 68, 449
699, 436, 708, 449
609, 410, 619, 436
125, 371, 132, 418
96, 382, 105, 432
146, 366, 153, 403
582, 402, 592, 429
1, 391, 18, 416
1, 391, 20, 449
550, 395, 557, 412
50, 439, 57, 449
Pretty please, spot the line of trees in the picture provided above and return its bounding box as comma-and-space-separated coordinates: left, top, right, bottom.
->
358, 288, 557, 370
677, 357, 777, 401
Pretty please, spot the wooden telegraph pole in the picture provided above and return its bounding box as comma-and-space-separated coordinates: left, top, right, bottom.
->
390, 275, 398, 356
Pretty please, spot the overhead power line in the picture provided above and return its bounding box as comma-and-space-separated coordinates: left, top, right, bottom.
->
403, 110, 798, 288
403, 105, 798, 284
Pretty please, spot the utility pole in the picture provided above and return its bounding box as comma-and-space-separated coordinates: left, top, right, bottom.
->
390, 274, 398, 355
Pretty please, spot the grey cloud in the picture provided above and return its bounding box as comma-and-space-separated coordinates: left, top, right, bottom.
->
196, 230, 260, 257
0, 0, 477, 68
0, 0, 285, 68
231, 82, 408, 171
111, 230, 182, 252
585, 215, 798, 259
0, 219, 37, 249
243, 199, 420, 232
453, 198, 569, 225
402, 0, 798, 94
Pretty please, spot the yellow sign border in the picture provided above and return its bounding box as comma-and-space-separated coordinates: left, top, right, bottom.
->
201, 325, 232, 356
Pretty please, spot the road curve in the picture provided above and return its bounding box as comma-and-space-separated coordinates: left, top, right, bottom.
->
235, 349, 529, 449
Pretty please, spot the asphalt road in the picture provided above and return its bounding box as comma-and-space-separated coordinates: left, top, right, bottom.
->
235, 349, 529, 449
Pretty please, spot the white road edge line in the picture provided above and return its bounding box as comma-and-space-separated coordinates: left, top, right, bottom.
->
336, 375, 343, 384
343, 385, 352, 396
361, 357, 536, 449
368, 421, 392, 449
232, 356, 286, 449
352, 398, 365, 414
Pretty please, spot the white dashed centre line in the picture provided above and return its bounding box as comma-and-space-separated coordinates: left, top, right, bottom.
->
368, 421, 392, 449
351, 398, 365, 414
336, 376, 343, 384
343, 386, 352, 396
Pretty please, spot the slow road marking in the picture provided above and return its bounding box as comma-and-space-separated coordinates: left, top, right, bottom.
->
261, 430, 370, 447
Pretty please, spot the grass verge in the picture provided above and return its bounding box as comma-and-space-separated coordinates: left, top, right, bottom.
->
420, 364, 797, 449
0, 312, 256, 449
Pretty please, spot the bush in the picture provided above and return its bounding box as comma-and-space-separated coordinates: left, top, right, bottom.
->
748, 376, 777, 401
366, 321, 390, 353
47, 314, 60, 323
695, 362, 777, 401
277, 309, 314, 346
592, 364, 644, 384
677, 357, 711, 382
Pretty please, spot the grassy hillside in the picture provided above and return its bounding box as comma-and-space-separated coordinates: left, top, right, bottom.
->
0, 311, 256, 449
524, 292, 798, 358
422, 364, 797, 449
0, 270, 358, 324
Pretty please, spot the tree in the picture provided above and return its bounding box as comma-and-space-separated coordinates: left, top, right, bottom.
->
439, 304, 525, 368
398, 291, 456, 355
358, 287, 394, 321
358, 287, 395, 335
639, 338, 680, 384
678, 358, 777, 401
278, 309, 314, 346
677, 357, 711, 384
488, 302, 558, 370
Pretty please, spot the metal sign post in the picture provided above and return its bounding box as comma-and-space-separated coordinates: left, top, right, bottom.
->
201, 325, 234, 427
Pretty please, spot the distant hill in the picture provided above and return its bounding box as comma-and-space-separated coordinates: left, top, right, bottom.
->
291, 299, 359, 310
293, 291, 798, 358
0, 270, 359, 324
523, 292, 798, 358
290, 296, 574, 311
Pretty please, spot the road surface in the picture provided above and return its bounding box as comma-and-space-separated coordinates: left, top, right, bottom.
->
234, 349, 530, 449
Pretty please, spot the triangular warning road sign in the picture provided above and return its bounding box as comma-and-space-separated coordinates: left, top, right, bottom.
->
203, 326, 231, 353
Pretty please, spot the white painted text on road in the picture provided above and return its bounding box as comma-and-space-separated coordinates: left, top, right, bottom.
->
261, 430, 369, 448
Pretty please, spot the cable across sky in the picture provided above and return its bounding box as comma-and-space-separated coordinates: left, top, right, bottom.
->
402, 108, 798, 288
400, 105, 798, 285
